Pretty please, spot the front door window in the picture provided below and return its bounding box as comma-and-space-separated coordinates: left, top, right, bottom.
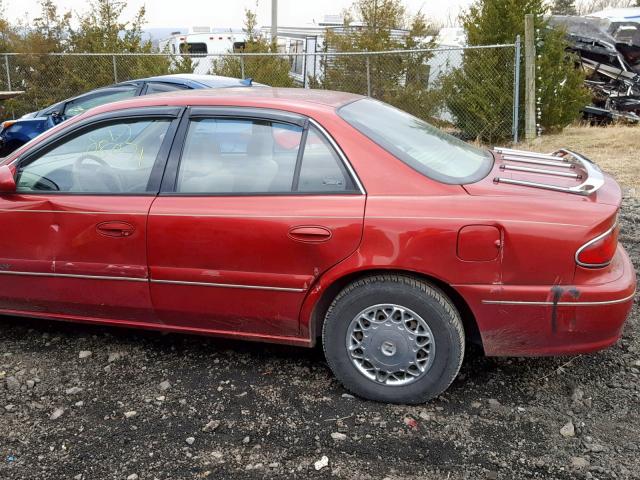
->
17, 119, 171, 194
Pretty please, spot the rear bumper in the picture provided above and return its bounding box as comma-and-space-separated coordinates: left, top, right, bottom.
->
456, 245, 636, 356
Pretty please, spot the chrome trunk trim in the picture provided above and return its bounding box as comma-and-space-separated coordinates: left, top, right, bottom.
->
492, 148, 605, 196
502, 155, 575, 169
495, 147, 569, 162
500, 164, 581, 179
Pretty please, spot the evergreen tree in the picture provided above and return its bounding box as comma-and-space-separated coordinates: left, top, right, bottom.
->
212, 8, 294, 87
536, 26, 590, 132
10, 1, 73, 113
551, 0, 577, 15
322, 0, 442, 121
68, 0, 169, 87
443, 0, 589, 142
2, 0, 171, 118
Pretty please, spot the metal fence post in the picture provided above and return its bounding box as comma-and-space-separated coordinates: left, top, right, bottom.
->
4, 54, 11, 91
240, 55, 245, 79
366, 56, 371, 97
512, 35, 521, 144
112, 55, 118, 83
524, 14, 536, 141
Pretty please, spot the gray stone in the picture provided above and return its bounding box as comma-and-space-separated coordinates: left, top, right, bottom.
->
107, 352, 124, 363
571, 457, 590, 469
314, 455, 329, 471
560, 421, 575, 437
203, 420, 221, 432
5, 376, 19, 390
50, 408, 65, 420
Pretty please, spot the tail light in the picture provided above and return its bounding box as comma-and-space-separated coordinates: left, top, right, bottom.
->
576, 222, 619, 268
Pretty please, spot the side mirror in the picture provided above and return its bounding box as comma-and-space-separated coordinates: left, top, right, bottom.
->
0, 165, 16, 193
50, 110, 65, 125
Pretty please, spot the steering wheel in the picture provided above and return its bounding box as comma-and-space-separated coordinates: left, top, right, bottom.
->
72, 154, 122, 193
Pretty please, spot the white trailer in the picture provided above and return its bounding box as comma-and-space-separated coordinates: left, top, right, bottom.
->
159, 27, 247, 74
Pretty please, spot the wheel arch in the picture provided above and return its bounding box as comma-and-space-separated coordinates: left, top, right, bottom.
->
307, 268, 482, 350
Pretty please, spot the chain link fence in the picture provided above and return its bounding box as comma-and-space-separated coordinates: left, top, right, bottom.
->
0, 43, 519, 142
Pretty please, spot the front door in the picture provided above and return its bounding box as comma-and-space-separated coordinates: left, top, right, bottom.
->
0, 111, 179, 322
148, 109, 366, 339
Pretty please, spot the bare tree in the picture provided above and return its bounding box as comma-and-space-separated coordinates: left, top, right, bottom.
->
577, 0, 638, 15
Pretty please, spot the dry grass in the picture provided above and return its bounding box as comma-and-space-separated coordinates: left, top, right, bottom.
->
516, 125, 640, 191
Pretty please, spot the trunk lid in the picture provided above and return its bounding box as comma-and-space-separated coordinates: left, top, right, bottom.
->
463, 147, 622, 206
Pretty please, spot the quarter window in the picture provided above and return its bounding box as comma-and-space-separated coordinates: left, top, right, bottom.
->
17, 119, 171, 194
297, 126, 355, 193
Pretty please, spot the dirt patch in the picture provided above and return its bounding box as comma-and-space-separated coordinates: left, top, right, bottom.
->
519, 125, 640, 193
0, 208, 638, 479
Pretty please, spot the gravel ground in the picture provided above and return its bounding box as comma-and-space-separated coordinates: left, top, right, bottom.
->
0, 198, 638, 480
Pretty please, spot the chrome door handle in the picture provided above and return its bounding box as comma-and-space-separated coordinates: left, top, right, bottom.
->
288, 226, 332, 243
96, 221, 136, 238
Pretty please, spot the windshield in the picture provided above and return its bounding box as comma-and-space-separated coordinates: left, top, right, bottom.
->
338, 98, 493, 184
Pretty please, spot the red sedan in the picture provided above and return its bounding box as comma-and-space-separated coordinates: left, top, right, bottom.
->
0, 89, 635, 403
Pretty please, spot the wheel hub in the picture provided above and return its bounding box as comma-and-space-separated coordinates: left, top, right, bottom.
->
345, 304, 436, 386
380, 340, 396, 357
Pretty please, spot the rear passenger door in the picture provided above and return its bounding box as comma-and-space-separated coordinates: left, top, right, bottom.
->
147, 107, 366, 339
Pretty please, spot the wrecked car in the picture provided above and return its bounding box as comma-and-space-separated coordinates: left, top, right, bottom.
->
550, 12, 640, 122
0, 89, 635, 403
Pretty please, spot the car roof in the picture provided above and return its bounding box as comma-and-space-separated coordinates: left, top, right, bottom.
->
91, 87, 365, 116
134, 73, 252, 87
31, 74, 253, 118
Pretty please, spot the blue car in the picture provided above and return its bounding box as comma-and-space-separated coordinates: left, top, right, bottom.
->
0, 74, 257, 156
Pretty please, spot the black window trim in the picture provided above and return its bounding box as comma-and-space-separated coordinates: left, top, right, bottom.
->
11, 106, 185, 197
159, 107, 366, 197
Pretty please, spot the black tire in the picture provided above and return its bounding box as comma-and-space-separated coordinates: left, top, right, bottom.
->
322, 274, 465, 404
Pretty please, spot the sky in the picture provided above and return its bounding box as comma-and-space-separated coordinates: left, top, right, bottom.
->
2, 0, 473, 30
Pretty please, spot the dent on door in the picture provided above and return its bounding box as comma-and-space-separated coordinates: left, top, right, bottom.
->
147, 195, 366, 337
0, 195, 154, 321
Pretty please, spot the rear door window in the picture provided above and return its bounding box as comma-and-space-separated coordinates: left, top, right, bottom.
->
174, 116, 360, 195
145, 82, 190, 95
176, 118, 303, 194
63, 86, 139, 118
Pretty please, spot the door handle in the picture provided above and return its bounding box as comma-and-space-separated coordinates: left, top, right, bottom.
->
96, 221, 136, 238
288, 226, 332, 243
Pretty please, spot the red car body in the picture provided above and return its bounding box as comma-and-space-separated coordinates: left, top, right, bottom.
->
0, 88, 635, 361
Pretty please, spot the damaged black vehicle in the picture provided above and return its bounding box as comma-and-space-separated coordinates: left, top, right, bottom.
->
550, 12, 640, 123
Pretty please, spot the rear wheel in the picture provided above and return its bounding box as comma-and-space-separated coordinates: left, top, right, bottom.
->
322, 274, 464, 404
